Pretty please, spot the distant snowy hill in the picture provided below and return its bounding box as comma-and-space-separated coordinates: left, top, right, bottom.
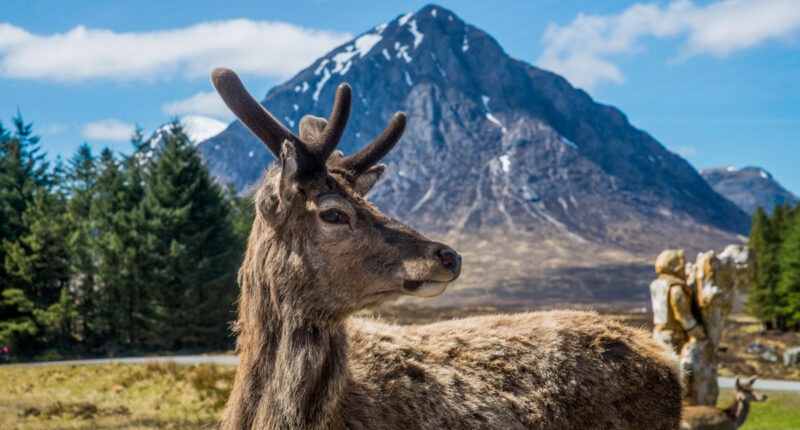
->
179, 116, 227, 144
701, 167, 799, 215
139, 115, 227, 158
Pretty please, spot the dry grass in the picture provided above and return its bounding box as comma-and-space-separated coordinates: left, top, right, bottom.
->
717, 319, 800, 381
2, 361, 234, 429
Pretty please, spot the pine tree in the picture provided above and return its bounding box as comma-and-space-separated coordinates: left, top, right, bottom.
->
64, 144, 100, 343
0, 287, 39, 359
748, 206, 780, 326
139, 122, 237, 350
777, 209, 800, 329
2, 185, 75, 358
0, 114, 80, 358
0, 114, 48, 285
4, 186, 72, 307
91, 146, 148, 349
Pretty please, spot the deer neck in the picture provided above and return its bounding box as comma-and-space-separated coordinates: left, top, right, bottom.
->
224, 282, 351, 430
726, 396, 750, 428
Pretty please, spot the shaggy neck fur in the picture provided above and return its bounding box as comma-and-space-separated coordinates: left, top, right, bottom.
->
221, 218, 351, 430
726, 396, 750, 428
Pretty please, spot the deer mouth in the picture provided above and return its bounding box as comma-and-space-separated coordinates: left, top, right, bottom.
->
402, 280, 449, 298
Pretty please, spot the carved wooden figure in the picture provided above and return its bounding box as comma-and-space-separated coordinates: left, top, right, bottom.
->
650, 246, 755, 406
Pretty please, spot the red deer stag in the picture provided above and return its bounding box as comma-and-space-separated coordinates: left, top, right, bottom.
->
211, 67, 683, 430
682, 376, 767, 430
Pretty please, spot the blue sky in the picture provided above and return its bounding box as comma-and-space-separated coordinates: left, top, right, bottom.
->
2, 0, 799, 194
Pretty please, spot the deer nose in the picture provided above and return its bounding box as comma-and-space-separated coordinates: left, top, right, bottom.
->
438, 249, 461, 278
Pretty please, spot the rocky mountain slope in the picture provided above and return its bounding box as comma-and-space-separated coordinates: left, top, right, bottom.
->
199, 4, 749, 307
701, 167, 798, 215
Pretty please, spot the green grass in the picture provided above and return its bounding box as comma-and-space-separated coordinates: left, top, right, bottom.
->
718, 388, 800, 430
2, 362, 799, 429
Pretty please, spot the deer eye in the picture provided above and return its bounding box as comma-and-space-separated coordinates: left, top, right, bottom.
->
319, 209, 349, 225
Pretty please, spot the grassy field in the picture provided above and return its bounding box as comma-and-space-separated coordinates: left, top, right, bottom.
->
3, 361, 799, 429
2, 361, 232, 429
718, 388, 800, 430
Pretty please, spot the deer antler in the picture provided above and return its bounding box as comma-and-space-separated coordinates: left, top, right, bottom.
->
211, 68, 300, 158
337, 112, 406, 176
212, 67, 404, 179
310, 84, 351, 162
211, 67, 351, 177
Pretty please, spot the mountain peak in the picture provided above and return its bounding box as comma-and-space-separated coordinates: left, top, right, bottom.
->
700, 166, 774, 180
277, 2, 501, 111
701, 166, 797, 214
198, 5, 751, 305
201, 4, 748, 234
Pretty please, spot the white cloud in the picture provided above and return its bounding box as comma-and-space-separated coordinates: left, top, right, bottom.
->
0, 20, 351, 81
162, 91, 234, 121
537, 0, 800, 90
83, 119, 136, 141
676, 146, 697, 157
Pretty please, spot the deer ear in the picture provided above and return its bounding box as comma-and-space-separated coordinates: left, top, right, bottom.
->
279, 140, 299, 201
353, 164, 385, 196
749, 376, 757, 384
735, 377, 741, 388
299, 115, 327, 142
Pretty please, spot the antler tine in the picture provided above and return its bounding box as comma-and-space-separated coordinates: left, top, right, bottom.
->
211, 68, 301, 158
310, 83, 351, 161
340, 112, 406, 175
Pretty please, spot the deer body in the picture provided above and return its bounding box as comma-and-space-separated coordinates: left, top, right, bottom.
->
211, 68, 683, 429
681, 377, 766, 430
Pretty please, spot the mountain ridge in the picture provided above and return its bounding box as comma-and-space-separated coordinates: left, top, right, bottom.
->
199, 4, 749, 307
701, 166, 799, 215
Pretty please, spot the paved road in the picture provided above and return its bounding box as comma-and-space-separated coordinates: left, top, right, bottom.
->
718, 376, 800, 392
7, 354, 238, 367
8, 355, 800, 393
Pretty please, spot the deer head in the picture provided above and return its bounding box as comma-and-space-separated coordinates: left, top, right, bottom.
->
734, 376, 768, 403
211, 68, 461, 321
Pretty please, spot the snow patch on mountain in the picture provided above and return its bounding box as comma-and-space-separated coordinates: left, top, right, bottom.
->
395, 42, 412, 63
314, 59, 330, 75
354, 32, 382, 58
313, 67, 331, 102
408, 19, 424, 48
398, 12, 413, 26
499, 154, 511, 172
481, 95, 505, 133
181, 116, 228, 144
560, 136, 577, 149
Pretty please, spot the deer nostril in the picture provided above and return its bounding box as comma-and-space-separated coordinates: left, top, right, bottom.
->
438, 249, 461, 272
